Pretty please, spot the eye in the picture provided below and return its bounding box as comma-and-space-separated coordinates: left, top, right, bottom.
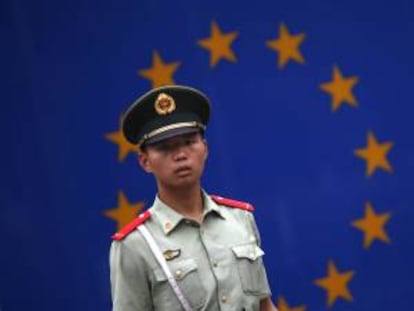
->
185, 138, 195, 145
185, 134, 200, 145
153, 143, 171, 152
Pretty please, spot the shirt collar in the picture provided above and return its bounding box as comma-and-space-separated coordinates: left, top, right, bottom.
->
151, 196, 184, 235
150, 190, 227, 235
202, 191, 227, 220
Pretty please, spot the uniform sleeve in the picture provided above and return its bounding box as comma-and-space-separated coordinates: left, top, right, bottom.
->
247, 211, 262, 247
246, 211, 272, 298
109, 240, 152, 311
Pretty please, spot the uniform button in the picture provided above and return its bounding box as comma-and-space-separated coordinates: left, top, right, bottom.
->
212, 260, 219, 268
175, 270, 183, 280
221, 295, 228, 303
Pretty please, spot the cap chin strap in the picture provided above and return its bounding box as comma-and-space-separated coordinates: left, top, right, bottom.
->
138, 121, 206, 147
138, 225, 193, 311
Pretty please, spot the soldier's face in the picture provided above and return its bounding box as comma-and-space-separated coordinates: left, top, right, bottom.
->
138, 132, 208, 189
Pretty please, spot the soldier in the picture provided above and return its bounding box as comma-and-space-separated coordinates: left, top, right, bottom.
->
109, 85, 278, 311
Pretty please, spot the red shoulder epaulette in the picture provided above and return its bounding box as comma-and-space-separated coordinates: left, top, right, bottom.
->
210, 195, 255, 212
111, 210, 151, 241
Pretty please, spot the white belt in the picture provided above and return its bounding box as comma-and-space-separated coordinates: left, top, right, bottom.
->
138, 225, 193, 311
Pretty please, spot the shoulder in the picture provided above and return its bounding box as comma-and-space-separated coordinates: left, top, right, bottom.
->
111, 210, 151, 241
210, 194, 255, 212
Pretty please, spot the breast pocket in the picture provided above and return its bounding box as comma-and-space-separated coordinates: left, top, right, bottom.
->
232, 243, 269, 296
152, 258, 206, 311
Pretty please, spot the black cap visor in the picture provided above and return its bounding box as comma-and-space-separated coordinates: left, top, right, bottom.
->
141, 124, 204, 149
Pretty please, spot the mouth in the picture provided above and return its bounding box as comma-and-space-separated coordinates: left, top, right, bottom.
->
174, 166, 192, 177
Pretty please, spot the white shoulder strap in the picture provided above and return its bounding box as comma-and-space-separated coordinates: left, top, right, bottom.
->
138, 225, 193, 311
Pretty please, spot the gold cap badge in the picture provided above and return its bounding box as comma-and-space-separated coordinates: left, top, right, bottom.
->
154, 93, 176, 115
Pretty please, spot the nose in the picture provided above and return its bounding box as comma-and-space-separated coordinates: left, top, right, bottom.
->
172, 144, 188, 161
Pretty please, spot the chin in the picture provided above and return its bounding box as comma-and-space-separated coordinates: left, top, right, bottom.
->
171, 176, 200, 188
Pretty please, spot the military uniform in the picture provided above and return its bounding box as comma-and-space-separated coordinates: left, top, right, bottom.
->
110, 85, 273, 310
110, 191, 271, 311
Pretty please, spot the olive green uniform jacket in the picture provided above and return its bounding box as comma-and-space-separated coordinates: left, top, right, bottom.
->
110, 191, 271, 311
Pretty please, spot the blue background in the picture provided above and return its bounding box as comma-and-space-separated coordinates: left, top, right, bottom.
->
2, 0, 413, 310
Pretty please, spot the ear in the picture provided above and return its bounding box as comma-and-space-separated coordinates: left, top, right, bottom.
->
203, 138, 209, 160
137, 151, 152, 173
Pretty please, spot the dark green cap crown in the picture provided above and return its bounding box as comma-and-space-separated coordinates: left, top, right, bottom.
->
122, 85, 211, 146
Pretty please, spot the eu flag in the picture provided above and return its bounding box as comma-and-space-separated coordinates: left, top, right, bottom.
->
2, 0, 413, 310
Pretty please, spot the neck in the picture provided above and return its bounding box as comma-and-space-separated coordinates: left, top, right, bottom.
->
157, 183, 204, 222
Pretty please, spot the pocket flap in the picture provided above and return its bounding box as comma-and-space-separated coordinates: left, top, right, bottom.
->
232, 243, 264, 261
154, 258, 198, 282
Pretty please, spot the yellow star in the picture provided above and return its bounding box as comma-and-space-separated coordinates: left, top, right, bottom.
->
354, 131, 394, 177
198, 21, 238, 67
103, 191, 145, 231
320, 65, 359, 111
105, 115, 138, 162
266, 23, 306, 69
352, 202, 391, 248
314, 260, 355, 308
278, 296, 306, 311
138, 51, 180, 88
